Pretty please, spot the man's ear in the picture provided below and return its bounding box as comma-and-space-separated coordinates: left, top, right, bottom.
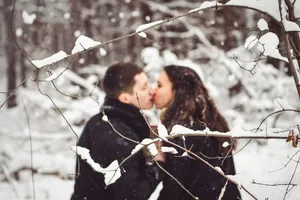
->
118, 93, 130, 104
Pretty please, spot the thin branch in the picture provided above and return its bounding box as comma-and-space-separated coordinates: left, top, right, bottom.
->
268, 150, 300, 173
162, 137, 257, 199
255, 109, 300, 133
283, 155, 300, 200
21, 100, 36, 200
232, 56, 257, 75
0, 164, 19, 199
0, 72, 33, 109
155, 161, 199, 200
101, 111, 139, 144
252, 180, 297, 187
35, 70, 79, 147
43, 63, 100, 104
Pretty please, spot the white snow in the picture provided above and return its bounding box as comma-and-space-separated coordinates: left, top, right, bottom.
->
71, 146, 121, 186
222, 141, 230, 148
157, 123, 168, 140
258, 32, 288, 62
99, 48, 107, 56
244, 35, 258, 50
102, 115, 108, 122
189, 1, 223, 13
161, 147, 178, 154
71, 35, 101, 54
169, 124, 292, 139
64, 13, 70, 20
215, 166, 224, 175
136, 20, 163, 38
15, 28, 23, 37
257, 19, 269, 31
31, 51, 69, 68
22, 10, 36, 24
131, 138, 160, 156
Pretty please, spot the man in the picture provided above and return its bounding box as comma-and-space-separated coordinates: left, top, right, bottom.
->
71, 62, 165, 200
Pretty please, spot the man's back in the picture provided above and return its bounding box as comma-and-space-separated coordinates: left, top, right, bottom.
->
71, 98, 162, 200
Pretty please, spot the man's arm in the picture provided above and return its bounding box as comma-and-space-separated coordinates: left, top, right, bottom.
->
90, 122, 165, 200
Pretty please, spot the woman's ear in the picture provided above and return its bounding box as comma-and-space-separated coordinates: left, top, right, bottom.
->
118, 93, 130, 104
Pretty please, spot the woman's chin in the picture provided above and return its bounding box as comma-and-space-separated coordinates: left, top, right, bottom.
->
154, 103, 163, 109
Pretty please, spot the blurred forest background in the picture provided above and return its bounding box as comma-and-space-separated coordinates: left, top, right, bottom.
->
1, 0, 294, 108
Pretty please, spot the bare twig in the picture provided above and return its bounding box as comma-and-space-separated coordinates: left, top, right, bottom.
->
0, 164, 19, 199
155, 161, 199, 200
0, 72, 33, 109
21, 100, 36, 200
101, 111, 139, 144
283, 155, 300, 199
252, 180, 297, 187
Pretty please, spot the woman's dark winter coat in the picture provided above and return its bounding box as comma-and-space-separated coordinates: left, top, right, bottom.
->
71, 98, 164, 200
158, 120, 241, 200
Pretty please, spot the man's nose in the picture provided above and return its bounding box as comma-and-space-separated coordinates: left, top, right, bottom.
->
149, 87, 155, 96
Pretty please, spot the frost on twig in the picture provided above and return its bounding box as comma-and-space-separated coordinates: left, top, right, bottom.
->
71, 146, 121, 186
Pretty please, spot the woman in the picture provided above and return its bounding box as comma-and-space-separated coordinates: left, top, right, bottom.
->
154, 65, 241, 200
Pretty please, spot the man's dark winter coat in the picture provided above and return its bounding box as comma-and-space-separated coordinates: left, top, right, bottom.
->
71, 98, 164, 200
158, 121, 241, 200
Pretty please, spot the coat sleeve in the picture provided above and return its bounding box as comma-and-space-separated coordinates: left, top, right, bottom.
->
89, 121, 165, 200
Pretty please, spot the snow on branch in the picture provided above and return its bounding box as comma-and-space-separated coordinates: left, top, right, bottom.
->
32, 51, 68, 68
189, 1, 223, 13
244, 18, 288, 62
167, 124, 295, 141
131, 138, 159, 156
131, 138, 178, 156
136, 20, 163, 38
157, 123, 169, 141
258, 32, 288, 62
71, 146, 121, 186
71, 35, 101, 54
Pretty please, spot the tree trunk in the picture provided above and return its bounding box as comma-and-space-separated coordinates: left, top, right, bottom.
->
3, 0, 17, 108
69, 0, 82, 72
20, 52, 26, 88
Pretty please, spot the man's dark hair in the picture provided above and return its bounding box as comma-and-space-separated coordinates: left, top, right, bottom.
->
103, 62, 143, 98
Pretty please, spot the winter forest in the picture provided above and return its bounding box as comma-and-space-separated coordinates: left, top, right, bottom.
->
0, 0, 300, 199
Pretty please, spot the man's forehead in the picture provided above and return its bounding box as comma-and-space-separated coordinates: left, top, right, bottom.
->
134, 72, 148, 84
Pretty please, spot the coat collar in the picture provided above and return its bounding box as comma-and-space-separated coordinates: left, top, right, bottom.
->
101, 97, 150, 141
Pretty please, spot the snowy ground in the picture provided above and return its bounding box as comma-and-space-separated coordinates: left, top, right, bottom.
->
1, 105, 299, 200
0, 134, 299, 200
